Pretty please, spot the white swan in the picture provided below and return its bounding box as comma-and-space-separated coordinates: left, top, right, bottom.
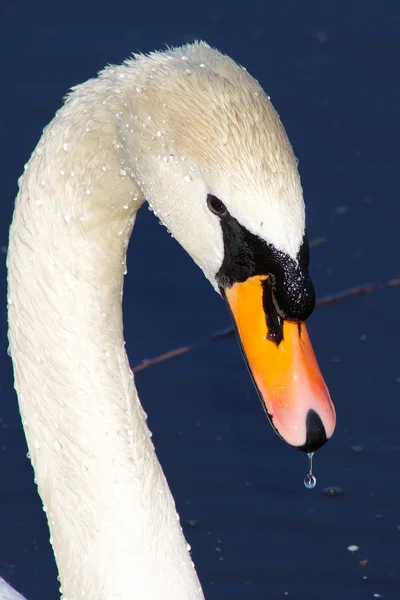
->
4, 42, 336, 600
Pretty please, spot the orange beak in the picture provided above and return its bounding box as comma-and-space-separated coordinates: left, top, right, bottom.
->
223, 275, 336, 451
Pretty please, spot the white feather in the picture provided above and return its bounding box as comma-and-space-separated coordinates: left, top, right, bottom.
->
6, 42, 304, 599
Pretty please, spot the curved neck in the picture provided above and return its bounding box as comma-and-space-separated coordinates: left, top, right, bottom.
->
8, 67, 204, 600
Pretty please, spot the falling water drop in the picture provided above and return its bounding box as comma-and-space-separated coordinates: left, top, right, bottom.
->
304, 452, 316, 489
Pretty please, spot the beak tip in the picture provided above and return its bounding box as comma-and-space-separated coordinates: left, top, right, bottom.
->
297, 408, 328, 453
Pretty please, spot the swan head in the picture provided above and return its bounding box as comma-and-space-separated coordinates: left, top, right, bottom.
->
122, 43, 336, 451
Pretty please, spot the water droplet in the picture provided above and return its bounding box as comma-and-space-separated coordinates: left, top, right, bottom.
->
54, 440, 63, 451
64, 215, 71, 223
304, 473, 316, 489
34, 439, 41, 449
199, 63, 206, 68
136, 86, 143, 93
185, 69, 192, 76
86, 188, 92, 195
36, 147, 43, 156
63, 143, 70, 152
304, 452, 316, 489
120, 168, 127, 177
104, 351, 111, 358
184, 175, 192, 182
181, 56, 189, 61
123, 204, 129, 210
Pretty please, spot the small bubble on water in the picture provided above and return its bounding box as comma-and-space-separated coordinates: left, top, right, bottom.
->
136, 86, 144, 94
304, 452, 316, 489
323, 485, 343, 497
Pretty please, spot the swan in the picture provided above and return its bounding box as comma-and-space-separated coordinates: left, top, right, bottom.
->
4, 42, 336, 600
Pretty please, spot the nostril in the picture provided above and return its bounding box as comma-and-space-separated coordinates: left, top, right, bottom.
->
271, 271, 316, 322
298, 409, 327, 453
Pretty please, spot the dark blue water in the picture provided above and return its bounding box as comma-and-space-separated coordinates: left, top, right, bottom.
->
1, 1, 399, 598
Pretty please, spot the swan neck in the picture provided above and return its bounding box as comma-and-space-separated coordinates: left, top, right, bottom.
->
7, 70, 204, 600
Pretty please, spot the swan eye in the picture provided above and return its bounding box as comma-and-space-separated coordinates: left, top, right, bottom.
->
207, 194, 227, 217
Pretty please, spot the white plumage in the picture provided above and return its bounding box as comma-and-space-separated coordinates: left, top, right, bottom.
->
5, 42, 304, 599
